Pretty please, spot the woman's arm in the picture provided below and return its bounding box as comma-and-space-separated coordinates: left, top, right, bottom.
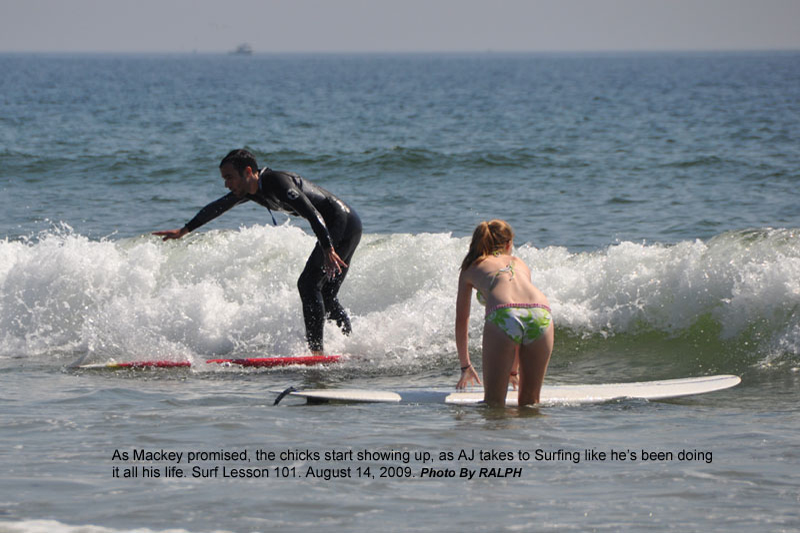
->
455, 269, 481, 388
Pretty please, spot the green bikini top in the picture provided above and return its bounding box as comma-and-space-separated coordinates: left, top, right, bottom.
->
476, 290, 487, 306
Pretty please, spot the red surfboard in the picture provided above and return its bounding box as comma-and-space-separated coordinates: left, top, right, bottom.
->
77, 355, 342, 369
205, 355, 342, 367
77, 360, 192, 369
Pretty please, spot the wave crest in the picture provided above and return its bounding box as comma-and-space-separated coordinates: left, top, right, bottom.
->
1, 226, 797, 369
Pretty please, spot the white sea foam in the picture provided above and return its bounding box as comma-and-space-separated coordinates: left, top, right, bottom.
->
0, 519, 232, 533
1, 226, 798, 366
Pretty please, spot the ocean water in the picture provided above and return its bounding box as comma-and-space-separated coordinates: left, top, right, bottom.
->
1, 52, 799, 532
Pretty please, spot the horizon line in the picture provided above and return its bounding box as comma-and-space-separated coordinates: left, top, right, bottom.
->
2, 47, 799, 55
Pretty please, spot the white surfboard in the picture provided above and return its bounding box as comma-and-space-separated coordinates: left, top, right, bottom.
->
279, 375, 741, 406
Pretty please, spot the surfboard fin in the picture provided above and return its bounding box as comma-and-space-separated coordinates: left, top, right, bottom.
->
273, 386, 298, 406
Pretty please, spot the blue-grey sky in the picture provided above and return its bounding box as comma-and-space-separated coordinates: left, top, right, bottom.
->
2, 0, 799, 53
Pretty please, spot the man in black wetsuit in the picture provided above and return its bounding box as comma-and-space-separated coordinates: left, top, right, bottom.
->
153, 149, 362, 355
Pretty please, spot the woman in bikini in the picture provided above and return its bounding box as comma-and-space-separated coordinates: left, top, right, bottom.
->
455, 220, 554, 407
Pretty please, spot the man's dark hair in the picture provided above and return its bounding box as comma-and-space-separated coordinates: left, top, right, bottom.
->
220, 149, 259, 176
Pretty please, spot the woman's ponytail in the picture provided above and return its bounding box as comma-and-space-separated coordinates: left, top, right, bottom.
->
460, 220, 514, 270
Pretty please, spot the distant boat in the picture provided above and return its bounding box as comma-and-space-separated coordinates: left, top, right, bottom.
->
230, 43, 253, 55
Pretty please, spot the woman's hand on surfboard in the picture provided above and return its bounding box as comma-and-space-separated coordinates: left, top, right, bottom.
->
457, 364, 481, 389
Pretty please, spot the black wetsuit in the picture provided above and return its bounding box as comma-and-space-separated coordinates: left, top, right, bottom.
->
183, 168, 362, 352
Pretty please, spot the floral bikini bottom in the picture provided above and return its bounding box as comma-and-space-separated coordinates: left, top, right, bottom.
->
485, 303, 553, 345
